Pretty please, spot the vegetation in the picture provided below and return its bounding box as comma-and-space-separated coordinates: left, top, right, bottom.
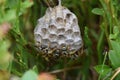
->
0, 0, 120, 80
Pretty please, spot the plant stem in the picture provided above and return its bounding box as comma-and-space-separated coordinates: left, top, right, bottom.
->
98, 52, 108, 80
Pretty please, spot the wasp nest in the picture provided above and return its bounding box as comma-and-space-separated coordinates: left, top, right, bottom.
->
34, 1, 83, 58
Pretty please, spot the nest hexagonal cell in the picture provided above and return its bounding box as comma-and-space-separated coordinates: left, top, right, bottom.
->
71, 40, 82, 51
72, 32, 80, 39
65, 39, 74, 44
57, 35, 66, 40
65, 29, 73, 35
73, 18, 77, 24
66, 13, 72, 19
34, 34, 42, 42
41, 39, 50, 46
49, 34, 57, 41
48, 24, 57, 33
72, 25, 80, 32
48, 24, 56, 30
50, 41, 58, 48
41, 28, 48, 35
59, 43, 66, 48
57, 35, 66, 45
65, 29, 73, 39
57, 28, 65, 35
56, 17, 64, 24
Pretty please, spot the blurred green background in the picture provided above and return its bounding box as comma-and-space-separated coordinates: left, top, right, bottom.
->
0, 0, 120, 80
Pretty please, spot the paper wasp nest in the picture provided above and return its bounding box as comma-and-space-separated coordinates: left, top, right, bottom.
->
34, 2, 83, 58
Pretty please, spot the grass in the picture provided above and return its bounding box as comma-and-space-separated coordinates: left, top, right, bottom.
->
0, 0, 120, 80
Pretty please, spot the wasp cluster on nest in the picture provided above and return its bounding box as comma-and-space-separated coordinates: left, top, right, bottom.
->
34, 0, 83, 59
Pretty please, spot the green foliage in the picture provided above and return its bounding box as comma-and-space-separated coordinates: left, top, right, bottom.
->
93, 0, 120, 79
21, 70, 38, 80
95, 65, 112, 79
0, 40, 11, 70
0, 0, 120, 80
92, 8, 104, 16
